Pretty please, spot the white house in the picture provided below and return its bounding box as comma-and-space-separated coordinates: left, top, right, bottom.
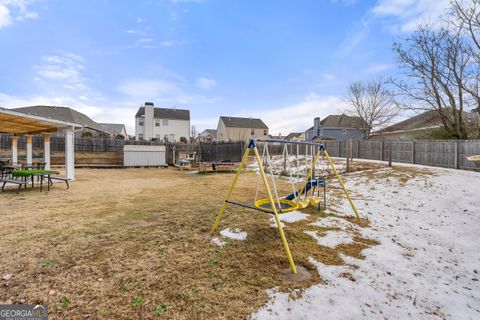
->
135, 102, 190, 142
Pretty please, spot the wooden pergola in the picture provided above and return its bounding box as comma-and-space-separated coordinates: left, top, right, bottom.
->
0, 108, 83, 180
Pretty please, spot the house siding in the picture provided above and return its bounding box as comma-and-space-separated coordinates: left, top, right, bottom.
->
305, 128, 366, 141
216, 119, 268, 141
135, 106, 190, 142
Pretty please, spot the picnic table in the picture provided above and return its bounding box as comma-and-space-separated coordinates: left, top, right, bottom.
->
12, 169, 60, 192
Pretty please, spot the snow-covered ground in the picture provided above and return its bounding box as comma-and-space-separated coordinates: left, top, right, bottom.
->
252, 166, 480, 320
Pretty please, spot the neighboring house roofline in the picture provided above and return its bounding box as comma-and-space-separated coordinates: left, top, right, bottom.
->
135, 106, 190, 120
219, 116, 268, 129
13, 105, 105, 132
371, 125, 442, 136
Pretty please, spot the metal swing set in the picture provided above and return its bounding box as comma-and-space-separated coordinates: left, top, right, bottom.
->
210, 138, 361, 274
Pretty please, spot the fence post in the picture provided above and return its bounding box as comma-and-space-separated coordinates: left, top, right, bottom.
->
346, 140, 350, 172
283, 145, 287, 173
411, 141, 415, 164
349, 139, 353, 162
454, 141, 459, 169
388, 142, 392, 167
380, 141, 384, 161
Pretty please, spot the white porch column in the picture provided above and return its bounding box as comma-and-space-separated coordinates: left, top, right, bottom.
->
64, 129, 75, 180
43, 133, 51, 170
11, 136, 18, 165
25, 135, 33, 166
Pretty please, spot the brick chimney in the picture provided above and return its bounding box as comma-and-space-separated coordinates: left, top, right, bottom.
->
314, 117, 321, 136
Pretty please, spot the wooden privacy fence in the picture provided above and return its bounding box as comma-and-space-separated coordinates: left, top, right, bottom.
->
247, 140, 480, 171
315, 140, 480, 171
1, 134, 479, 170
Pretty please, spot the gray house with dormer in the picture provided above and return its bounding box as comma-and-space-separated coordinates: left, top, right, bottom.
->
305, 115, 367, 141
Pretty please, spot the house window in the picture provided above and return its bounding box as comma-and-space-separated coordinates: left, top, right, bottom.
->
138, 134, 144, 140
170, 134, 175, 142
155, 120, 160, 127
139, 121, 144, 126
263, 129, 267, 136
155, 134, 160, 140
164, 134, 169, 142
162, 119, 169, 126
251, 129, 255, 135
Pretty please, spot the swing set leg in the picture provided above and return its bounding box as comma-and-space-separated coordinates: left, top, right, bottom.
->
209, 141, 298, 274
210, 147, 251, 235
324, 150, 361, 222
253, 146, 297, 274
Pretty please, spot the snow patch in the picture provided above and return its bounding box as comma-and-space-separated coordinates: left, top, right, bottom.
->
304, 230, 354, 248
311, 216, 358, 230
220, 228, 247, 241
210, 237, 226, 247
270, 210, 309, 227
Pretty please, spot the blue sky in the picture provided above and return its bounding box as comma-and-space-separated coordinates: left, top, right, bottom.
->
0, 0, 451, 136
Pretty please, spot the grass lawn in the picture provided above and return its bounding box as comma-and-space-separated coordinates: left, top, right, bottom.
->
0, 165, 379, 319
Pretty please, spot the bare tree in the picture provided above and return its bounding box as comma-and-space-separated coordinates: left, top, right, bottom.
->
391, 24, 475, 139
345, 79, 399, 139
451, 0, 480, 117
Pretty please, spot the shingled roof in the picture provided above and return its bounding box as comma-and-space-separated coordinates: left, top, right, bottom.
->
320, 115, 366, 129
219, 116, 268, 129
100, 123, 126, 135
135, 107, 190, 120
200, 129, 217, 136
13, 105, 106, 132
284, 132, 302, 140
375, 110, 442, 134
306, 114, 366, 131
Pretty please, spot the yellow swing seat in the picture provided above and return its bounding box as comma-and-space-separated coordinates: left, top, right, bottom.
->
254, 198, 300, 213
309, 196, 322, 206
296, 199, 310, 209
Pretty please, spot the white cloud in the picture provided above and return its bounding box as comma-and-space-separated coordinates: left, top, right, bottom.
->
365, 63, 391, 73
239, 93, 344, 135
16, 10, 37, 21
0, 0, 39, 29
322, 73, 336, 81
336, 0, 451, 56
171, 0, 205, 3
117, 80, 182, 99
116, 78, 217, 105
336, 16, 372, 56
34, 53, 89, 91
372, 0, 451, 32
196, 77, 216, 89
331, 0, 358, 6
0, 5, 11, 28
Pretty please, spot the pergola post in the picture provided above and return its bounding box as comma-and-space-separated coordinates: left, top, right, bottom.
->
11, 136, 18, 165
43, 133, 51, 170
64, 129, 75, 180
25, 135, 33, 166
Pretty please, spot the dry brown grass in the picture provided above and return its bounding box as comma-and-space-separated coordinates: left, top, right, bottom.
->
0, 167, 378, 319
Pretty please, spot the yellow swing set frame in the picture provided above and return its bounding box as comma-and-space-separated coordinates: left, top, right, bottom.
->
209, 139, 360, 274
